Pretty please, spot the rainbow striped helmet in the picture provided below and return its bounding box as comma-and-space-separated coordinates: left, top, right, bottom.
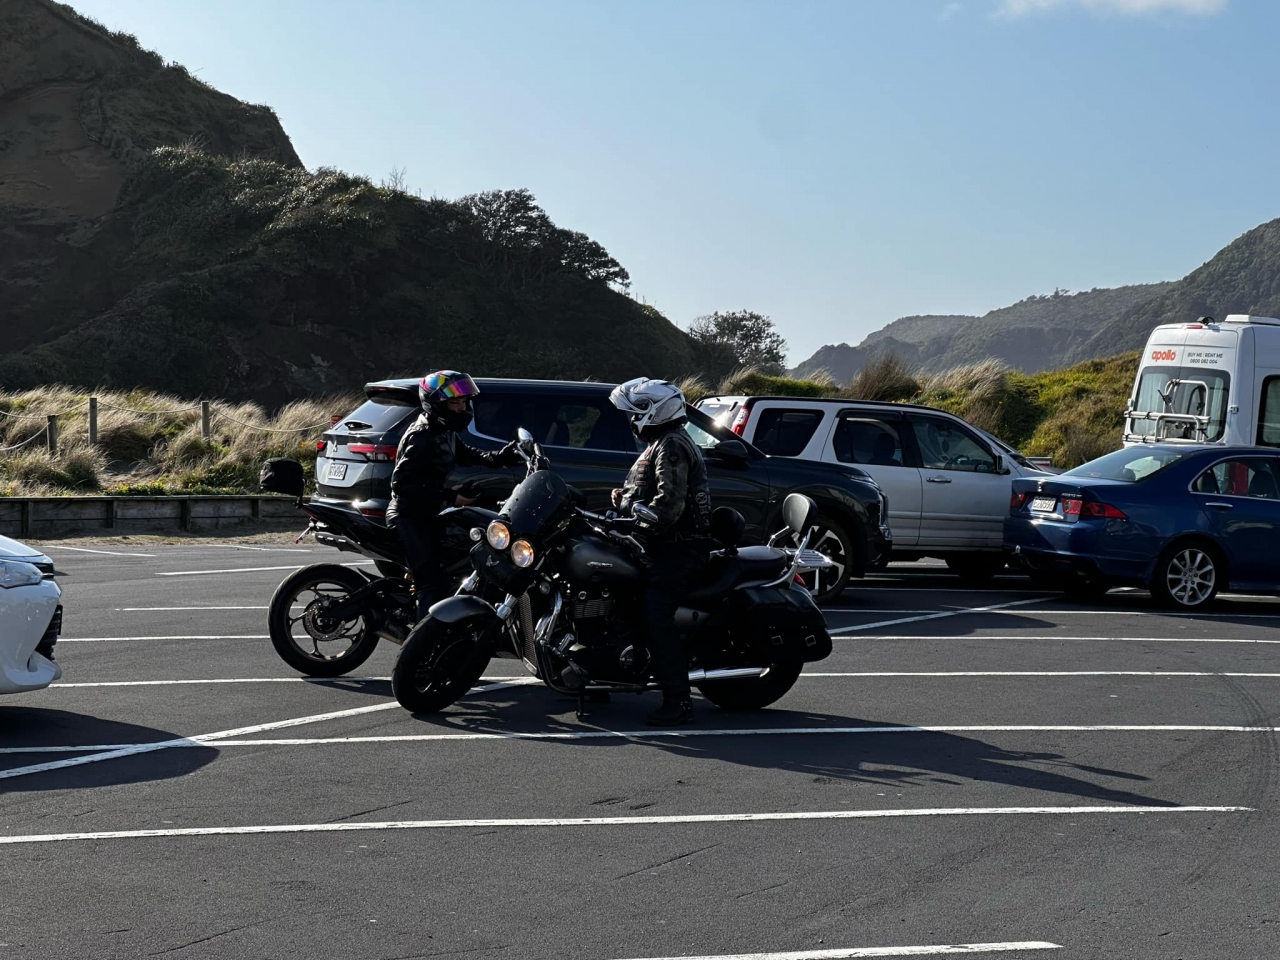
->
418, 370, 480, 409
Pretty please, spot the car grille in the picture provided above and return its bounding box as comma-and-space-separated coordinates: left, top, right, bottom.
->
36, 605, 62, 659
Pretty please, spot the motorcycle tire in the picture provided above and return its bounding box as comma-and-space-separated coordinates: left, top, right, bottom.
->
696, 659, 804, 711
391, 615, 493, 713
268, 564, 381, 677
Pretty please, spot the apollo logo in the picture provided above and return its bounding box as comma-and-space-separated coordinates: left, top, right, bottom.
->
1151, 349, 1178, 362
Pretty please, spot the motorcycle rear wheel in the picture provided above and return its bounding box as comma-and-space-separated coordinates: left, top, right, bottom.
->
268, 564, 381, 677
696, 659, 804, 711
391, 616, 493, 713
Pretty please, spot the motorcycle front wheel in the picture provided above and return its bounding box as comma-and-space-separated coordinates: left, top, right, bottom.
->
695, 659, 804, 711
268, 564, 381, 677
391, 616, 493, 713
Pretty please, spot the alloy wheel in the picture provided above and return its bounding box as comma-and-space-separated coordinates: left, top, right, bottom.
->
797, 524, 848, 600
1165, 548, 1216, 607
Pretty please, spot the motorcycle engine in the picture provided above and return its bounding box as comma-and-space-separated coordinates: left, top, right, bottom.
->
555, 585, 643, 682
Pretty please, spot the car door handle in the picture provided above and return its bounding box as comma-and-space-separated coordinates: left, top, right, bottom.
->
1204, 501, 1233, 510
925, 476, 952, 484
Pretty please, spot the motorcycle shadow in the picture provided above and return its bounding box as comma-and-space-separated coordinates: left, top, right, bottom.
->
0, 707, 217, 794
418, 687, 1171, 809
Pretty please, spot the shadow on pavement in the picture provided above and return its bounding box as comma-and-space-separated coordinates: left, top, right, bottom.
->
0, 706, 216, 794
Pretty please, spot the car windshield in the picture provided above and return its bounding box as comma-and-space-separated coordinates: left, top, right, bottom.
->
697, 400, 739, 428
1129, 367, 1231, 442
1066, 448, 1186, 482
682, 405, 753, 452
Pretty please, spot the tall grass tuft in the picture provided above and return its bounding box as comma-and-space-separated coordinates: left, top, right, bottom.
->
842, 354, 920, 402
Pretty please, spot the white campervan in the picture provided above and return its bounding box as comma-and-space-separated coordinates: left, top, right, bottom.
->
1125, 315, 1280, 448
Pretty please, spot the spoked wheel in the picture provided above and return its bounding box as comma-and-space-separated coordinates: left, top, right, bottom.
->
268, 564, 380, 677
391, 616, 493, 713
696, 659, 804, 711
795, 516, 853, 605
1151, 543, 1221, 610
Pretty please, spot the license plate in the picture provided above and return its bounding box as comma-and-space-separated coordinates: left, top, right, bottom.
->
1030, 496, 1057, 512
327, 462, 348, 481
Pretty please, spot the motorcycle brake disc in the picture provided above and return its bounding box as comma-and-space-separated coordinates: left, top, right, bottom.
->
302, 599, 353, 642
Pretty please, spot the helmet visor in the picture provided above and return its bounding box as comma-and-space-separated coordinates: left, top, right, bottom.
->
420, 372, 480, 399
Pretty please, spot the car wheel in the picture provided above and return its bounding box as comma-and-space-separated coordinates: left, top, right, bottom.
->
1151, 542, 1221, 610
796, 515, 854, 605
944, 553, 1008, 582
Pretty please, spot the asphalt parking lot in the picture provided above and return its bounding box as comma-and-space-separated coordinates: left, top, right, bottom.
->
3, 541, 1280, 960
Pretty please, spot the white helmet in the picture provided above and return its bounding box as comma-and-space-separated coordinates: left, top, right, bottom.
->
609, 377, 687, 437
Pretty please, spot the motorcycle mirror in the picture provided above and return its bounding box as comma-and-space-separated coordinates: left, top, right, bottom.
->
631, 503, 660, 525
517, 427, 534, 445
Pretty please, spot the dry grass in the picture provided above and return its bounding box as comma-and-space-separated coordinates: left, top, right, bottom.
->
841, 354, 921, 402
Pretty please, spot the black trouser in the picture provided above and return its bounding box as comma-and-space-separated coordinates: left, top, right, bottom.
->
643, 539, 708, 702
387, 510, 446, 620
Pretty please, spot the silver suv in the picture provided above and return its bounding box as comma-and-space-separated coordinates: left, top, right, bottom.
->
694, 395, 1056, 579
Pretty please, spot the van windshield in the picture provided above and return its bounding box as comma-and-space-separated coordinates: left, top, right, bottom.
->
1128, 367, 1230, 442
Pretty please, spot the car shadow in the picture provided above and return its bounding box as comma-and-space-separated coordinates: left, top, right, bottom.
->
0, 706, 216, 794
411, 690, 1172, 807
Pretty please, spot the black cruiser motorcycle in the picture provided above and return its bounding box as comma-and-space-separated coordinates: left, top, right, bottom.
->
390, 430, 835, 714
259, 458, 537, 677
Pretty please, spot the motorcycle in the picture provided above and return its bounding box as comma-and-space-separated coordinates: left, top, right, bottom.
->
390, 429, 836, 714
258, 459, 536, 677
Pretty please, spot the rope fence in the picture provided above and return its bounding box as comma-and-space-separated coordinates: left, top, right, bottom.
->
0, 396, 336, 458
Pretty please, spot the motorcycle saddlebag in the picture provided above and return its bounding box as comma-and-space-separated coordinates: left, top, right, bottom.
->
260, 458, 305, 497
725, 584, 832, 662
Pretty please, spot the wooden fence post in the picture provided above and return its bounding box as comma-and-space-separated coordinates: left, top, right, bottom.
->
88, 397, 99, 446
46, 415, 58, 457
200, 401, 211, 441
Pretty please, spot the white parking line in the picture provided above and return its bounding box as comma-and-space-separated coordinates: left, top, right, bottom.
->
204, 545, 313, 553
43, 545, 156, 558
10, 723, 1278, 756
58, 635, 268, 643
0, 806, 1246, 846
829, 598, 1049, 635
827, 608, 1280, 621
155, 562, 372, 577
115, 606, 269, 611
51, 676, 391, 688
617, 942, 1063, 959
853, 635, 1280, 645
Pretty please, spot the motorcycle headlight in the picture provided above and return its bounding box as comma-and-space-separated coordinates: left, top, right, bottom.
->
486, 520, 511, 550
510, 539, 535, 568
0, 559, 43, 589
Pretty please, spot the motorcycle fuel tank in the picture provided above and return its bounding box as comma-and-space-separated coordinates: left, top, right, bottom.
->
565, 534, 645, 585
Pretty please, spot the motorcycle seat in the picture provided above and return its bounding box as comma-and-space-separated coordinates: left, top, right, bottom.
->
685, 546, 792, 607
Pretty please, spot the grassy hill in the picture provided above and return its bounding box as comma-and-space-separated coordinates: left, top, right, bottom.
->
0, 0, 725, 404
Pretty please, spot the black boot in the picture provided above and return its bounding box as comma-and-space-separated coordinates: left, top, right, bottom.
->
646, 696, 693, 727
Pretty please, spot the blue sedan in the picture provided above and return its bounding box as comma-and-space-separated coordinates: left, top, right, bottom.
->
1004, 444, 1280, 609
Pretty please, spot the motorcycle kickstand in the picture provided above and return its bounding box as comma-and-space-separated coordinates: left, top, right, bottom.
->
576, 694, 587, 720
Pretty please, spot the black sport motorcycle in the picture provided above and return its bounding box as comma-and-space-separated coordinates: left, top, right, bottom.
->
390, 431, 835, 714
260, 459, 536, 677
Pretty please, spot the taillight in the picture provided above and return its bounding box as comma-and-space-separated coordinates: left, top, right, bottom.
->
359, 507, 387, 517
316, 440, 327, 453
1011, 491, 1028, 512
1060, 497, 1082, 517
348, 443, 397, 462
1081, 501, 1127, 520
730, 405, 751, 437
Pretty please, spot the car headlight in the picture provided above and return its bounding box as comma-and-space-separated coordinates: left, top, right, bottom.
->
510, 540, 535, 568
0, 559, 43, 589
486, 520, 511, 550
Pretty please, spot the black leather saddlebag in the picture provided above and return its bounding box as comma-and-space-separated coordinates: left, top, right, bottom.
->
260, 458, 305, 497
725, 584, 832, 663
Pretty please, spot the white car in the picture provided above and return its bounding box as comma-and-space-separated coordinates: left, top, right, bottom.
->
695, 395, 1056, 579
0, 535, 62, 695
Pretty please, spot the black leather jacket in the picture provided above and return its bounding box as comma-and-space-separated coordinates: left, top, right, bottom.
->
619, 424, 712, 541
387, 414, 510, 520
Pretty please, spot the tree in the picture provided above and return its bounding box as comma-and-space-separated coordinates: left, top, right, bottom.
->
688, 310, 788, 374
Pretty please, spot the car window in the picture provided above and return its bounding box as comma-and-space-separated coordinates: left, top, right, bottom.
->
1193, 458, 1280, 499
698, 400, 739, 428
907, 416, 995, 473
334, 399, 416, 435
751, 408, 823, 457
1130, 366, 1231, 442
474, 395, 638, 452
833, 415, 907, 467
684, 418, 721, 451
1258, 377, 1280, 448
1067, 448, 1184, 481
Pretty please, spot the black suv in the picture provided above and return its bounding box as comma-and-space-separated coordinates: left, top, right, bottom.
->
316, 378, 891, 602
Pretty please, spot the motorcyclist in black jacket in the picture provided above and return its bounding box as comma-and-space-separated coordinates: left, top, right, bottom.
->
609, 377, 713, 727
387, 371, 521, 620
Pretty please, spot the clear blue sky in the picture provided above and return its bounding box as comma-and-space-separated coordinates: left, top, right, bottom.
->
74, 0, 1280, 364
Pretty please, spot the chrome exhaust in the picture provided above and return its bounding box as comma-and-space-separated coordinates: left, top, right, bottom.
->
687, 666, 769, 682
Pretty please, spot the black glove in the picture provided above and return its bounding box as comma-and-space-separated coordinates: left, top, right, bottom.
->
498, 441, 523, 466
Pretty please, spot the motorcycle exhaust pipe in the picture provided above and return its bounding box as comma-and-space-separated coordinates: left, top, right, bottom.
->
687, 667, 769, 682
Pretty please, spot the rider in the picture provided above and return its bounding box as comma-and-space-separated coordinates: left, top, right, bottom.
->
386, 371, 521, 620
608, 377, 713, 727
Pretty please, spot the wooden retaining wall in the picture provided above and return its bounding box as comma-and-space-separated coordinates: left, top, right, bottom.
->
0, 496, 302, 539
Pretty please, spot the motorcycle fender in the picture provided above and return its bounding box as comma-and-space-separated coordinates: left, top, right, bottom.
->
427, 594, 500, 626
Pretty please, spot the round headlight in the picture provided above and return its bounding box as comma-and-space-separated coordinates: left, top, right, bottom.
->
510, 539, 535, 568
486, 520, 511, 550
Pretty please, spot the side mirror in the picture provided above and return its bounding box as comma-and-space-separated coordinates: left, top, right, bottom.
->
711, 439, 749, 462
631, 503, 660, 525
516, 427, 533, 444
